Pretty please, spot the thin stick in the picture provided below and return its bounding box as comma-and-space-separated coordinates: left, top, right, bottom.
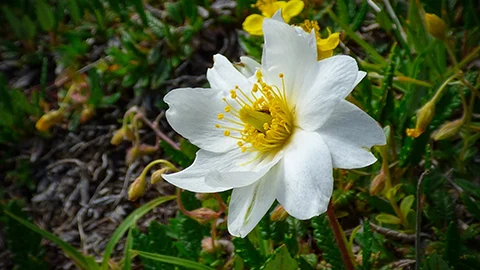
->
326, 199, 355, 270
415, 170, 430, 270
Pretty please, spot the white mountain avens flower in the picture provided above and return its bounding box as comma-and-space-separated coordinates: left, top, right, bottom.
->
162, 15, 386, 237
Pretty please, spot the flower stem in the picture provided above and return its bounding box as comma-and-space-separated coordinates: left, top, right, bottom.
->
326, 199, 355, 270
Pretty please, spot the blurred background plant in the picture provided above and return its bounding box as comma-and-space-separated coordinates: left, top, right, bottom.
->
1, 0, 479, 269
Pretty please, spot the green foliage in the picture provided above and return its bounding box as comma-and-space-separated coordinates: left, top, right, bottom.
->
133, 222, 176, 270
0, 200, 48, 270
261, 245, 298, 270
311, 215, 345, 270
361, 221, 373, 270
233, 237, 264, 269
0, 75, 39, 144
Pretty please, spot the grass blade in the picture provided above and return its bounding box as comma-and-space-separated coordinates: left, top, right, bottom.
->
4, 210, 98, 270
132, 250, 214, 270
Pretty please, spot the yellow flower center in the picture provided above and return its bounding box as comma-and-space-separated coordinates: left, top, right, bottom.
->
216, 71, 293, 154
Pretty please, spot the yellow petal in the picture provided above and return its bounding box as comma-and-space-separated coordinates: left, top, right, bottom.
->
261, 1, 286, 18
317, 32, 340, 51
282, 0, 304, 22
317, 49, 334, 60
243, 14, 265, 35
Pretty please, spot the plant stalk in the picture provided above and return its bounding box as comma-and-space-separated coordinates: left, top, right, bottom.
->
326, 199, 355, 270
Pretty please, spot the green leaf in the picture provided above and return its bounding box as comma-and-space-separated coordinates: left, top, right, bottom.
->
181, 0, 197, 21
261, 245, 298, 270
423, 253, 453, 270
311, 215, 345, 270
100, 195, 176, 270
361, 221, 374, 270
3, 209, 99, 270
88, 68, 103, 106
36, 0, 55, 31
160, 140, 194, 168
376, 214, 402, 225
2, 7, 23, 38
133, 250, 214, 270
233, 237, 263, 269
21, 16, 37, 40
170, 212, 206, 260
461, 194, 480, 220
67, 0, 82, 23
132, 0, 148, 26
165, 2, 183, 24
1, 201, 48, 269
122, 228, 134, 270
133, 221, 175, 270
101, 92, 121, 105
400, 195, 415, 220
445, 222, 460, 268
336, 0, 350, 25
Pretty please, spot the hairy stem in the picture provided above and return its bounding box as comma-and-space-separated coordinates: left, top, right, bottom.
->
326, 199, 355, 270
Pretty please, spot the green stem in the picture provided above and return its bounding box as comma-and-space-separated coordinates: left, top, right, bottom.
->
415, 171, 429, 270
326, 7, 387, 65
140, 159, 178, 180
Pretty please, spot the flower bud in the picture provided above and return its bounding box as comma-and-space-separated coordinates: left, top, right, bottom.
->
150, 168, 170, 184
195, 193, 213, 201
201, 237, 220, 253
425, 13, 446, 40
370, 172, 386, 195
36, 110, 64, 132
406, 100, 435, 138
110, 126, 135, 145
126, 144, 159, 165
80, 106, 95, 124
128, 176, 147, 201
270, 205, 289, 221
126, 146, 140, 165
189, 208, 219, 224
432, 118, 463, 141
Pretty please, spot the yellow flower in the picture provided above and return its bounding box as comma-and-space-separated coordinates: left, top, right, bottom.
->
35, 110, 64, 132
425, 13, 446, 40
300, 20, 340, 60
406, 100, 435, 138
243, 0, 304, 35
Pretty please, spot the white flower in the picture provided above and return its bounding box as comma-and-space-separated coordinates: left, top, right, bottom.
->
162, 17, 386, 237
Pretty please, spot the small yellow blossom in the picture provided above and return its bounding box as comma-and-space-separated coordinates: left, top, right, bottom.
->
300, 20, 340, 60
35, 110, 64, 132
406, 100, 435, 138
243, 0, 304, 35
425, 13, 446, 40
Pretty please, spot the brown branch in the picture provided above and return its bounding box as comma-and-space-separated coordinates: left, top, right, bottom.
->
326, 199, 355, 270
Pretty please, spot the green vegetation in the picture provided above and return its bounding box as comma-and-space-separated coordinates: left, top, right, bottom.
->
1, 0, 479, 269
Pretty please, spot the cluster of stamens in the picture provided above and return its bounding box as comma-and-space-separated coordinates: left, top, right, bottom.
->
216, 71, 293, 154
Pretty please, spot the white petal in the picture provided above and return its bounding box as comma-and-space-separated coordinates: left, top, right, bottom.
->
227, 166, 279, 237
164, 88, 236, 153
271, 10, 284, 22
261, 18, 317, 105
352, 71, 367, 92
237, 56, 261, 78
163, 149, 260, 193
296, 55, 359, 131
276, 130, 333, 219
205, 151, 283, 188
317, 100, 386, 169
207, 54, 252, 94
